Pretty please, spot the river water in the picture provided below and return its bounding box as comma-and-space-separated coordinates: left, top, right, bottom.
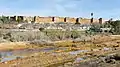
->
0, 47, 57, 62
0, 47, 89, 63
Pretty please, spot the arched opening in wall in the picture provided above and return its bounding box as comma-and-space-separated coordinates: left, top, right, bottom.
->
76, 18, 79, 22
34, 16, 36, 22
91, 18, 93, 23
75, 18, 80, 24
52, 17, 54, 22
99, 18, 102, 24
64, 17, 66, 22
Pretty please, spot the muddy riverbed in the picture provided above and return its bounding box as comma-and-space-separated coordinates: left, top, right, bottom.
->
0, 35, 120, 67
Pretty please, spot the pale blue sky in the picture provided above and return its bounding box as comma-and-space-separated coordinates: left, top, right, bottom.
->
0, 0, 120, 19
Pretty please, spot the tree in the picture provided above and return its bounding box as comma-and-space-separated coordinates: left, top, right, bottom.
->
17, 17, 23, 23
0, 15, 10, 23
102, 22, 111, 28
109, 20, 120, 34
89, 23, 102, 32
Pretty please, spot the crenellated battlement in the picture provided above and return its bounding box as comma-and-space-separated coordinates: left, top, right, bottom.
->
1, 16, 105, 24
